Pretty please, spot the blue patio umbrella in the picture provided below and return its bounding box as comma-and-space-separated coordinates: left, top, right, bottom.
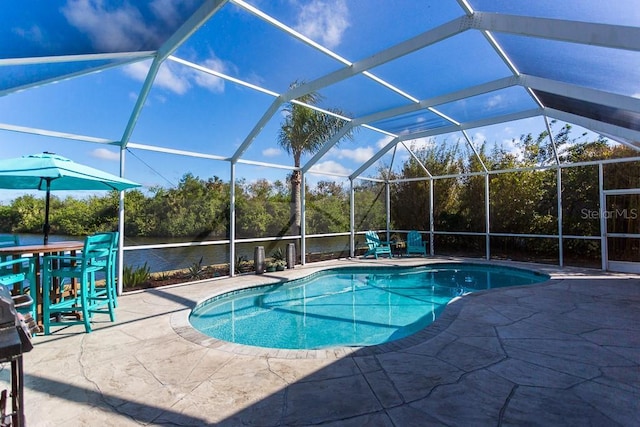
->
0, 152, 141, 244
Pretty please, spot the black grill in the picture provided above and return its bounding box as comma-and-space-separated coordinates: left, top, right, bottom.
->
0, 286, 34, 427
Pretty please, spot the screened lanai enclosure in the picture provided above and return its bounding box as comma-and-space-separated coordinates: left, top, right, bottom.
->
1, 0, 639, 290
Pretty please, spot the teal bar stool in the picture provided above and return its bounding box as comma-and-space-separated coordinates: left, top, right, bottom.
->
41, 234, 116, 335
87, 232, 119, 309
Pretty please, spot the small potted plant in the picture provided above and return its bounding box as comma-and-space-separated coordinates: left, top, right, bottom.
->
275, 260, 286, 271
265, 259, 277, 273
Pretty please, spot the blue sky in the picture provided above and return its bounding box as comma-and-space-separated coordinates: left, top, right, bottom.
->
0, 0, 627, 202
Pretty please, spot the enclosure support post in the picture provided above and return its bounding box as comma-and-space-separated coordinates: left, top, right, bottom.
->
385, 182, 391, 242
557, 167, 564, 267
117, 148, 126, 296
300, 172, 306, 266
350, 179, 355, 258
230, 162, 236, 277
599, 163, 607, 270
429, 178, 434, 256
485, 173, 490, 260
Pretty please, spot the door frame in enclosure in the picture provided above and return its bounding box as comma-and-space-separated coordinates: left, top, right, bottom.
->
602, 188, 640, 273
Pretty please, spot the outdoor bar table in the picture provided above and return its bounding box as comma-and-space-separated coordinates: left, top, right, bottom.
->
0, 241, 84, 327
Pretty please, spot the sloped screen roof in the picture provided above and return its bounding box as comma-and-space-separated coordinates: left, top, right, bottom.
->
0, 0, 638, 182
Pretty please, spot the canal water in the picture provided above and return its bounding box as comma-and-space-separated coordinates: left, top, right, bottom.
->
12, 234, 356, 274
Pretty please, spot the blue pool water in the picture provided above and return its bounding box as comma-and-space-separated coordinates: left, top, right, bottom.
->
189, 263, 549, 350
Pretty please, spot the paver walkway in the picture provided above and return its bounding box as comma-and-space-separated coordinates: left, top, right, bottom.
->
9, 258, 640, 426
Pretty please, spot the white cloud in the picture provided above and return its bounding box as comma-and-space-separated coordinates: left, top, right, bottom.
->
149, 0, 188, 29
91, 148, 120, 161
501, 138, 521, 156
13, 25, 44, 44
123, 61, 151, 81
123, 55, 228, 95
62, 0, 156, 51
309, 160, 350, 176
294, 0, 350, 49
376, 136, 394, 149
123, 60, 190, 96
332, 146, 374, 163
192, 57, 226, 93
471, 132, 487, 145
486, 94, 503, 109
155, 63, 191, 94
262, 147, 281, 157
62, 0, 194, 51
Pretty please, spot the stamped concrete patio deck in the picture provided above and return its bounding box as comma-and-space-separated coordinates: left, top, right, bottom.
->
13, 257, 640, 426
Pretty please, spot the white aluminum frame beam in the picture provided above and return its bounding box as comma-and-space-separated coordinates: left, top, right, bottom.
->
400, 109, 542, 142
0, 53, 154, 98
157, 0, 229, 61
0, 51, 155, 67
0, 123, 117, 145
301, 123, 355, 173
287, 16, 471, 102
203, 7, 640, 171
544, 108, 640, 150
356, 76, 518, 127
301, 76, 520, 173
168, 56, 279, 97
350, 137, 400, 180
231, 0, 351, 67
471, 12, 640, 52
231, 99, 284, 162
120, 0, 228, 149
118, 58, 162, 149
544, 116, 561, 165
461, 129, 488, 172
230, 15, 472, 164
114, 1, 229, 290
401, 141, 433, 178
350, 108, 541, 180
520, 74, 640, 113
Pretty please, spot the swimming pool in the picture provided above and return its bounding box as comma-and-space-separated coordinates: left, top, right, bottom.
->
189, 263, 549, 350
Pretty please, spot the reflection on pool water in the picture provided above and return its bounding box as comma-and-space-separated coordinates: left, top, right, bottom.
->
189, 263, 549, 350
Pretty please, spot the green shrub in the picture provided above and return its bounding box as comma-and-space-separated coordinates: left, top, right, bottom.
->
186, 257, 204, 279
271, 247, 285, 261
156, 271, 171, 281
123, 262, 151, 288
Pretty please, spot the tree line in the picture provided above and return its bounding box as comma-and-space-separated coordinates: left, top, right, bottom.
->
0, 173, 382, 240
388, 124, 639, 266
0, 126, 637, 267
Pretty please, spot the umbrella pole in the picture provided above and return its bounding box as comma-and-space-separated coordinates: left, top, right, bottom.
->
43, 178, 51, 245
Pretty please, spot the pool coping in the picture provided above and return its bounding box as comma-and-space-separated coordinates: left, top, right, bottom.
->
170, 258, 566, 359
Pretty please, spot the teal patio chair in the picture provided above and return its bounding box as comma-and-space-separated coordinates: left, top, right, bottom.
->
0, 235, 20, 248
0, 235, 20, 265
406, 231, 427, 257
41, 233, 116, 334
86, 232, 119, 309
363, 231, 392, 259
0, 257, 36, 320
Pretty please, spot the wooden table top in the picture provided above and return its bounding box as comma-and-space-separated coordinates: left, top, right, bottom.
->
0, 241, 84, 255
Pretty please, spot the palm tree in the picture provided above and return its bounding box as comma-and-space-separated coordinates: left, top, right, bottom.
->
277, 80, 353, 235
